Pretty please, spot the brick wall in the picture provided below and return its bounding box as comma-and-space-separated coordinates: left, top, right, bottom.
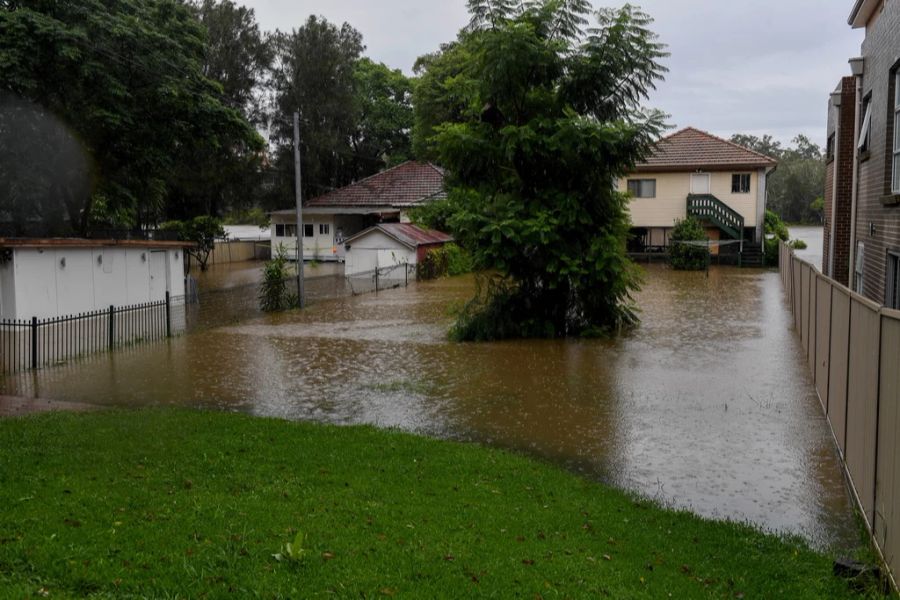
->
823, 77, 857, 287
854, 0, 900, 303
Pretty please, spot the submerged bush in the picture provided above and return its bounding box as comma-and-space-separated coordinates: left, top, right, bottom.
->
417, 243, 473, 280
258, 245, 297, 312
667, 216, 709, 271
764, 210, 791, 266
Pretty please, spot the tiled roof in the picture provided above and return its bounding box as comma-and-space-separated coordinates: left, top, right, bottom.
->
306, 161, 446, 208
635, 127, 778, 172
345, 223, 453, 249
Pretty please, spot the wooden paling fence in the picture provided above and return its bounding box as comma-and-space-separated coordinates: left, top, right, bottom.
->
779, 241, 900, 586
185, 240, 270, 269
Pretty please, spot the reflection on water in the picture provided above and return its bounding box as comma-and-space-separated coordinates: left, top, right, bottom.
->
2, 264, 857, 550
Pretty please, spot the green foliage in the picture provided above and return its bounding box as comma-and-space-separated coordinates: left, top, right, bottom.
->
417, 243, 473, 280
790, 239, 809, 250
408, 198, 457, 232
0, 409, 865, 598
160, 216, 225, 271
273, 530, 307, 563
351, 58, 413, 171
667, 216, 709, 271
422, 1, 668, 339
731, 134, 825, 225
223, 207, 270, 228
763, 210, 791, 267
258, 245, 296, 312
0, 0, 263, 234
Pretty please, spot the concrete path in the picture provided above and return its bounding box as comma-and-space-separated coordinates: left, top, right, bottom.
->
0, 395, 97, 418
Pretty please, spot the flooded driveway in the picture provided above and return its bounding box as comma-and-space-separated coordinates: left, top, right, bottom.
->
1, 264, 857, 550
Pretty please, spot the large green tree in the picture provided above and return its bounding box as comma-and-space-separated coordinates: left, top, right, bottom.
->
270, 16, 364, 202
349, 58, 413, 179
269, 18, 415, 207
0, 0, 262, 235
730, 133, 825, 224
166, 0, 273, 220
424, 0, 667, 340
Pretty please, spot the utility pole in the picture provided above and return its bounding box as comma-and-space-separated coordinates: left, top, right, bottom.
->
293, 111, 306, 308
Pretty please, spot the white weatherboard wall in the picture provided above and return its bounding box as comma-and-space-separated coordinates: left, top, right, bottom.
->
345, 230, 415, 276
621, 171, 762, 228
2, 247, 185, 320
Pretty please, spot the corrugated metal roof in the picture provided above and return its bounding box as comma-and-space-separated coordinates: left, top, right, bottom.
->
635, 127, 778, 172
344, 223, 453, 249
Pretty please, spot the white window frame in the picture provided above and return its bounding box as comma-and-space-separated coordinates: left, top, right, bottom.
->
731, 173, 751, 194
858, 97, 872, 152
892, 72, 900, 194
275, 223, 285, 237
690, 173, 711, 195
855, 242, 865, 293
303, 223, 314, 238
887, 251, 900, 309
319, 223, 330, 236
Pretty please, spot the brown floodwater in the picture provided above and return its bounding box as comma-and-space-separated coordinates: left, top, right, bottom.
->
1, 264, 858, 550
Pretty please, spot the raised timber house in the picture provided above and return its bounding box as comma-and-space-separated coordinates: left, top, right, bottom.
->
620, 127, 778, 265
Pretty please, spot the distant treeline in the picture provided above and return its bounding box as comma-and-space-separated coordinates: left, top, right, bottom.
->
730, 134, 825, 225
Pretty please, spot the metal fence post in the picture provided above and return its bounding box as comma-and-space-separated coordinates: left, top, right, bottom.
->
165, 291, 171, 338
108, 305, 115, 351
30, 316, 37, 370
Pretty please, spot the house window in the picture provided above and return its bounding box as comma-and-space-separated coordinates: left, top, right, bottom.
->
731, 174, 751, 194
304, 224, 314, 238
855, 242, 865, 293
886, 251, 900, 309
858, 94, 872, 154
826, 133, 835, 162
275, 224, 285, 237
627, 179, 656, 198
319, 223, 330, 236
285, 224, 297, 238
892, 71, 900, 194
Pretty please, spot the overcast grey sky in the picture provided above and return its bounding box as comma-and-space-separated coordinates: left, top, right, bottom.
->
242, 0, 863, 148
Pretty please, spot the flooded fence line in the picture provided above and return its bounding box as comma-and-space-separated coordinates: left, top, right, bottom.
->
346, 263, 417, 296
185, 240, 270, 270
0, 293, 184, 374
779, 241, 900, 587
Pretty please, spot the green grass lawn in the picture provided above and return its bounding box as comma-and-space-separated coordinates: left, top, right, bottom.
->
0, 409, 881, 598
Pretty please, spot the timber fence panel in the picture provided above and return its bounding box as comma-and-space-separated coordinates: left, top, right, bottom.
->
828, 287, 851, 455
807, 266, 817, 378
877, 310, 900, 579
792, 257, 803, 334
845, 294, 882, 522
815, 275, 833, 411
800, 263, 811, 357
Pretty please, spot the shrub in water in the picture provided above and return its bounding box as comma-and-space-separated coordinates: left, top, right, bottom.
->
667, 216, 709, 271
259, 245, 295, 312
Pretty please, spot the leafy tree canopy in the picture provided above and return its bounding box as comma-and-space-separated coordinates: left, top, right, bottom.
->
0, 0, 263, 235
730, 133, 825, 224
423, 0, 668, 340
268, 18, 413, 207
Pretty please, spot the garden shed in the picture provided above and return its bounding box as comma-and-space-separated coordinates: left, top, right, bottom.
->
343, 223, 452, 277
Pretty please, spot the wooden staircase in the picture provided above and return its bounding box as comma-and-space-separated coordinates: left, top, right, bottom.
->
687, 194, 744, 240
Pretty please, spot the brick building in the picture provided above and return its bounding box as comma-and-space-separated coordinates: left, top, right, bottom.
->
824, 0, 900, 306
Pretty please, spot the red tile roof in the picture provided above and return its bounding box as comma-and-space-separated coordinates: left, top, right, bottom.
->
635, 127, 778, 172
345, 223, 453, 249
307, 161, 446, 209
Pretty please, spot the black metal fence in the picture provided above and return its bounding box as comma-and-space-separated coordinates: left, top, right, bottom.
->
1, 293, 175, 374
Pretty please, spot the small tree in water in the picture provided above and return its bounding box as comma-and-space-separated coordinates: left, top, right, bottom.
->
259, 245, 297, 312
422, 0, 668, 340
667, 217, 709, 271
